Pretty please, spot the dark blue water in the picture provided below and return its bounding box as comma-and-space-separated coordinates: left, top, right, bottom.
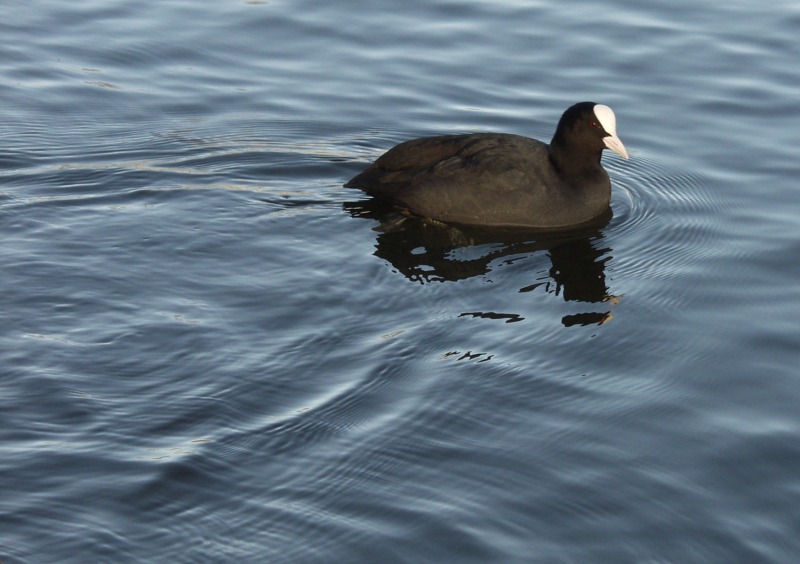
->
3, 1, 800, 562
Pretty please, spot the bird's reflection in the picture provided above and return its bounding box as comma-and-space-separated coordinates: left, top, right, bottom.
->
344, 198, 618, 326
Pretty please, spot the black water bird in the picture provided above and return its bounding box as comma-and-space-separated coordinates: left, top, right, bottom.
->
345, 102, 628, 229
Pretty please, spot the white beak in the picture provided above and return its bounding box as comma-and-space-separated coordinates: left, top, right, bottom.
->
603, 134, 629, 160
594, 104, 629, 160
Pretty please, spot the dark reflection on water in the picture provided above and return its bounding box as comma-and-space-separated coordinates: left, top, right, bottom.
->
345, 198, 615, 326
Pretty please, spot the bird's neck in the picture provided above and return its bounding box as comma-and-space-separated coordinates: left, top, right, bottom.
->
548, 137, 602, 177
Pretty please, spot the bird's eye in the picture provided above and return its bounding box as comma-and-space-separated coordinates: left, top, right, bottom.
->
589, 121, 600, 128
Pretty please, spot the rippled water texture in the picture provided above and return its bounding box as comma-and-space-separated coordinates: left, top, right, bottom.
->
2, 0, 800, 562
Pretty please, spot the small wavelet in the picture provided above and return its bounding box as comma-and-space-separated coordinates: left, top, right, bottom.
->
606, 149, 729, 287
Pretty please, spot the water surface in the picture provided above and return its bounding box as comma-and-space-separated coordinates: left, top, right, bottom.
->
2, 0, 800, 562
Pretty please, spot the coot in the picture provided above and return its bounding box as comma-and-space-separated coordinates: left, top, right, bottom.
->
345, 102, 628, 229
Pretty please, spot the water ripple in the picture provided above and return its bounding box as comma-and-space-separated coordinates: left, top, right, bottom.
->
607, 150, 727, 288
